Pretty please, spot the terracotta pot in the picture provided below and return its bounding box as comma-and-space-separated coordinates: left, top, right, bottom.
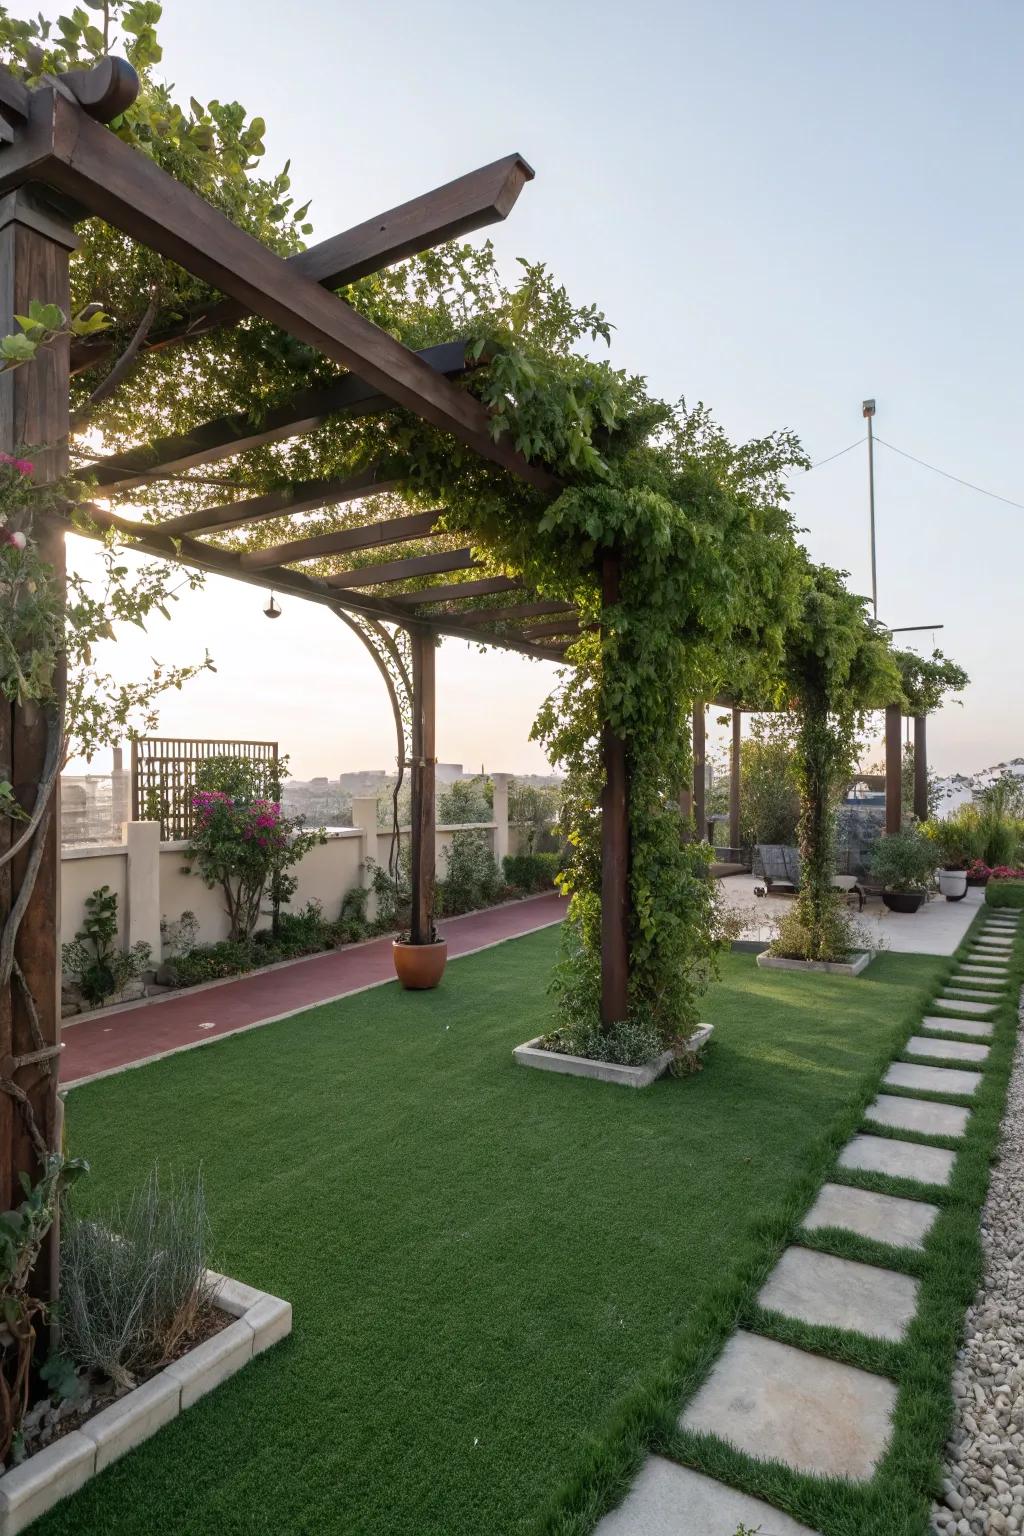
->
392, 939, 448, 990
882, 889, 926, 914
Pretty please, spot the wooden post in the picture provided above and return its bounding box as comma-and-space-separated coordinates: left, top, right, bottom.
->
885, 703, 903, 834
692, 702, 706, 843
600, 555, 629, 1026
0, 189, 76, 1229
729, 706, 741, 852
913, 715, 928, 822
408, 628, 436, 944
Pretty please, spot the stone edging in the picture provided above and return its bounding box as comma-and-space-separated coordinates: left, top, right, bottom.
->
0, 1271, 291, 1536
513, 1024, 713, 1087
756, 949, 874, 977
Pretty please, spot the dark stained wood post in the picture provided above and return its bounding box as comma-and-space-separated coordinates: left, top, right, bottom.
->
0, 189, 77, 1223
913, 715, 928, 822
692, 702, 707, 843
408, 628, 436, 944
729, 706, 742, 851
600, 555, 629, 1026
885, 703, 903, 834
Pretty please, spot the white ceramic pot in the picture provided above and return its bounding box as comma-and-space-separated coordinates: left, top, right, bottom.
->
938, 868, 968, 901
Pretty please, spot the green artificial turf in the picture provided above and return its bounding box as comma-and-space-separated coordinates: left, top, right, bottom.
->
42, 932, 945, 1536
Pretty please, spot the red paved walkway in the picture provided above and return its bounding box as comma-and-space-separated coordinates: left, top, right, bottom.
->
61, 892, 567, 1087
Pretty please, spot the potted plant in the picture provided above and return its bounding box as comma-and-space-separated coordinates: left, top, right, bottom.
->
923, 819, 973, 901
869, 828, 936, 913
392, 922, 448, 989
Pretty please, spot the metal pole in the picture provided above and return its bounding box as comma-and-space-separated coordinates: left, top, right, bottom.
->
863, 399, 877, 619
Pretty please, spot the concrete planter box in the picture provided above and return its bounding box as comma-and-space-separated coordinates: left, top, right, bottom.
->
0, 1271, 290, 1536
756, 949, 874, 977
513, 1024, 713, 1087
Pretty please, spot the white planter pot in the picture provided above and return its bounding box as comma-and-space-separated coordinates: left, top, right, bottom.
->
938, 869, 968, 900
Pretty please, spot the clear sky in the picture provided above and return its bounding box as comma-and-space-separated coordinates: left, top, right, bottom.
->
61, 0, 1024, 779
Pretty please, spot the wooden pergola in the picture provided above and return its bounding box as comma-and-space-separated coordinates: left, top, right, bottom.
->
0, 58, 611, 1217
686, 700, 929, 851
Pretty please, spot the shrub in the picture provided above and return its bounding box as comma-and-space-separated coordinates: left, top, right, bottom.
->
438, 777, 491, 824
61, 886, 151, 1005
739, 714, 801, 848
507, 779, 562, 853
60, 1166, 214, 1390
184, 783, 326, 942
769, 899, 859, 963
170, 940, 255, 986
923, 813, 985, 871
438, 831, 501, 915
869, 828, 936, 892
985, 879, 1024, 909
502, 851, 560, 892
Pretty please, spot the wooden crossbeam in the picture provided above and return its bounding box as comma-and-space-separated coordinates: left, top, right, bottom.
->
158, 467, 399, 537
70, 153, 533, 375
76, 504, 564, 662
452, 600, 576, 627
392, 576, 521, 607
326, 548, 478, 590
10, 89, 556, 491
522, 619, 583, 639
238, 510, 443, 571
78, 342, 466, 493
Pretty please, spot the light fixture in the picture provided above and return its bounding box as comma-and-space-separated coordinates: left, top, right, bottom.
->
264, 592, 281, 619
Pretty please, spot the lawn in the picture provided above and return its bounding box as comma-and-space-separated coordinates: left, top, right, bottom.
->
43, 931, 944, 1536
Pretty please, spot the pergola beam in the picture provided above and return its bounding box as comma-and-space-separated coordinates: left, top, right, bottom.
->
325, 547, 478, 590
78, 340, 467, 493
522, 620, 582, 639
6, 89, 556, 491
156, 467, 400, 538
452, 600, 576, 627
69, 152, 534, 375
392, 576, 521, 607
238, 510, 443, 571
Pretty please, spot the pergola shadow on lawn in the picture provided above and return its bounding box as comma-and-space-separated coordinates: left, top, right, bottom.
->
40, 931, 944, 1536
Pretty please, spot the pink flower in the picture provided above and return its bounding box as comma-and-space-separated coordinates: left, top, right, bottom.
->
2, 529, 26, 550
0, 452, 33, 476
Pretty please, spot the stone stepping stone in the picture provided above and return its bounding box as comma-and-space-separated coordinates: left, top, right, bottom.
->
906, 1034, 989, 1063
758, 1246, 919, 1342
592, 1456, 822, 1535
932, 997, 996, 1016
944, 984, 1001, 1000
920, 1015, 993, 1038
838, 1133, 956, 1186
679, 1330, 897, 1481
949, 973, 1004, 989
866, 1093, 971, 1137
802, 1181, 939, 1251
961, 960, 1010, 973
973, 940, 1013, 951
884, 1060, 983, 1097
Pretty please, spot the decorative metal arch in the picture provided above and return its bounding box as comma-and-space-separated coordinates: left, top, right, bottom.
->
334, 610, 413, 878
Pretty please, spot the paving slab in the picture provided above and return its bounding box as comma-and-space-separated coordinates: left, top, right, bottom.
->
948, 973, 1004, 989
920, 1015, 993, 1038
757, 1246, 919, 1342
960, 961, 1010, 973
679, 1330, 897, 1481
593, 1456, 822, 1535
973, 940, 1013, 952
884, 1060, 983, 1096
944, 985, 1002, 1001
838, 1133, 957, 1186
802, 1181, 939, 1251
866, 1093, 971, 1137
906, 1034, 989, 1063
932, 997, 996, 1017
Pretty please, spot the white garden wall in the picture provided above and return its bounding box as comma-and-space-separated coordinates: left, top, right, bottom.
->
59, 803, 531, 956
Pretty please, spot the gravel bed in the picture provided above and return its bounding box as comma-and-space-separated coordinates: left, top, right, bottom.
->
932, 987, 1024, 1536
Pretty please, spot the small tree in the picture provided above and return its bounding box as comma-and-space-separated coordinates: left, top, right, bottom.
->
740, 714, 801, 847
184, 768, 326, 941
